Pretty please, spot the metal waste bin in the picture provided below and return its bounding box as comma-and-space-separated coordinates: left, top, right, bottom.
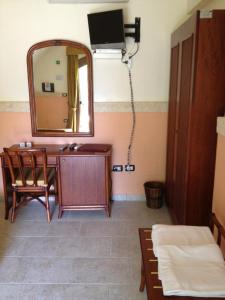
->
144, 181, 164, 209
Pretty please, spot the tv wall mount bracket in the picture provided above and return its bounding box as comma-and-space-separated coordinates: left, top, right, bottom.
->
124, 17, 141, 43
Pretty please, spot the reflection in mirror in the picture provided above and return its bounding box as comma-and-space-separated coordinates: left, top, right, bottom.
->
27, 40, 94, 137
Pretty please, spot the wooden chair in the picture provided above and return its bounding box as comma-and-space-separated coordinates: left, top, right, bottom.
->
3, 147, 57, 223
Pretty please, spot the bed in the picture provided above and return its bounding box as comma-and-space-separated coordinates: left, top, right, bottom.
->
139, 214, 225, 300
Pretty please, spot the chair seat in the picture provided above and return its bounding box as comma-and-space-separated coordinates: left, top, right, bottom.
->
13, 168, 55, 187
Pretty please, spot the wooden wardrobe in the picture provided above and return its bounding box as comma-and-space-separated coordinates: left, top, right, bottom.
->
166, 10, 225, 226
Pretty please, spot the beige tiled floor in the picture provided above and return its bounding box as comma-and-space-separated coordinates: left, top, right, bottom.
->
0, 200, 171, 300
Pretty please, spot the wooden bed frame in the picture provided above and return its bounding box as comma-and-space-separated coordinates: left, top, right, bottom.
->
139, 214, 225, 300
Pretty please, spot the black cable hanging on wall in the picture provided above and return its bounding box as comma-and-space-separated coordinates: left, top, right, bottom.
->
122, 42, 140, 166
126, 61, 136, 166
122, 17, 141, 166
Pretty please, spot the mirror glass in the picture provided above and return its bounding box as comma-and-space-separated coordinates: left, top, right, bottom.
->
27, 40, 94, 137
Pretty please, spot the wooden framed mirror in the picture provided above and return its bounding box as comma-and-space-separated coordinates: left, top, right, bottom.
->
27, 40, 94, 137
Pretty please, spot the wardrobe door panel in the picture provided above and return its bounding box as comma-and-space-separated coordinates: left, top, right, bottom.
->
166, 44, 179, 211
175, 35, 194, 224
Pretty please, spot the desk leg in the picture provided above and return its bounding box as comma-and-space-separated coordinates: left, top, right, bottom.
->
54, 171, 58, 205
105, 157, 111, 218
1, 166, 11, 220
56, 160, 63, 219
139, 259, 146, 292
105, 205, 111, 217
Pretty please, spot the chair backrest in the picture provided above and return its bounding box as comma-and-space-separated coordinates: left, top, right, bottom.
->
3, 147, 48, 188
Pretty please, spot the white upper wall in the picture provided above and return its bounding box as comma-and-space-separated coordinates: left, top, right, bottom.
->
187, 0, 225, 12
187, 0, 202, 10
201, 0, 225, 8
0, 0, 187, 102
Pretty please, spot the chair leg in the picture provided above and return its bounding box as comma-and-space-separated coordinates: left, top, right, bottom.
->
58, 206, 63, 218
45, 192, 51, 223
4, 199, 10, 220
54, 177, 58, 205
11, 191, 17, 223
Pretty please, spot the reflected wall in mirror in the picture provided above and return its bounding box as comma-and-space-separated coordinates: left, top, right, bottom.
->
27, 40, 94, 137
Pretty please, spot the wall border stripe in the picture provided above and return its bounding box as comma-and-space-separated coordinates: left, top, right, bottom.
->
0, 102, 30, 112
94, 101, 168, 112
0, 101, 168, 113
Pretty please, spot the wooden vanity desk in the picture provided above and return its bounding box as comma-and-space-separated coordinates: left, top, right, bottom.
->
1, 144, 112, 219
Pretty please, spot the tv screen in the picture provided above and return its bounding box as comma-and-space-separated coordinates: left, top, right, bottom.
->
87, 9, 125, 50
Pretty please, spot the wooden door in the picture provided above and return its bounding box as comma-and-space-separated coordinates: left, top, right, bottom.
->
59, 156, 106, 206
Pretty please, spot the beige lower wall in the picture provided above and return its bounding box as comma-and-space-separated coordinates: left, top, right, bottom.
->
0, 111, 168, 200
213, 134, 225, 255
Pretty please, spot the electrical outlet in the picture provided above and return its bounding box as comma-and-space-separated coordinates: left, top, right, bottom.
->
125, 164, 135, 172
112, 165, 123, 172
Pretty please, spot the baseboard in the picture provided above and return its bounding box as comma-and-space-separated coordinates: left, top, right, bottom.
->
112, 194, 145, 201
0, 195, 146, 202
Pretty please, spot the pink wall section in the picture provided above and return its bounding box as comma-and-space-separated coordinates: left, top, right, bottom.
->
213, 134, 225, 255
0, 111, 168, 198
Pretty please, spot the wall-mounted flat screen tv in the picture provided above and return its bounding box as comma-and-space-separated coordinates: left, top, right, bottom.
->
87, 9, 125, 50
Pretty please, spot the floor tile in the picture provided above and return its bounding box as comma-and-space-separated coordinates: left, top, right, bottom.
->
17, 236, 111, 258
110, 236, 141, 258
108, 285, 147, 300
0, 284, 108, 300
2, 220, 81, 237
0, 237, 27, 257
0, 257, 136, 284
